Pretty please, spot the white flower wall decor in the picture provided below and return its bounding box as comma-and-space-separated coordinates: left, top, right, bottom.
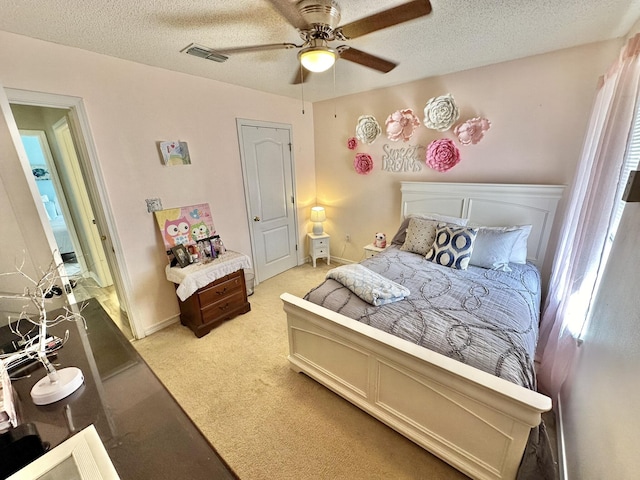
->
423, 94, 460, 132
355, 115, 382, 144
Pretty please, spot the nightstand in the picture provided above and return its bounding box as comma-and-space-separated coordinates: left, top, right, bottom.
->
308, 233, 330, 267
364, 243, 386, 258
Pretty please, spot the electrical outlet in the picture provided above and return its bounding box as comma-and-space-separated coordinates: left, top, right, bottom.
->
345, 234, 351, 242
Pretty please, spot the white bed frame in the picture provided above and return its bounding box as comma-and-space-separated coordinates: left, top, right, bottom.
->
281, 182, 565, 480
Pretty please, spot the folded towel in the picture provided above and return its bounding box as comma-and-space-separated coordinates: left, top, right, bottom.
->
326, 264, 410, 306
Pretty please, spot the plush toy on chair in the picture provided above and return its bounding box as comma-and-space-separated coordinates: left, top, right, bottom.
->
373, 232, 387, 249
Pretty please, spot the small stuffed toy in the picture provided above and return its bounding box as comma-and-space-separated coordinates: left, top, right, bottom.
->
374, 232, 387, 249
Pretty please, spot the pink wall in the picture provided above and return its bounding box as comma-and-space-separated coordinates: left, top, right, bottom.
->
312, 40, 622, 281
0, 31, 316, 335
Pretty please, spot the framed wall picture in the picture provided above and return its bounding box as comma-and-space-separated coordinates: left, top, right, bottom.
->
159, 141, 191, 166
154, 203, 216, 252
171, 244, 190, 268
31, 165, 51, 180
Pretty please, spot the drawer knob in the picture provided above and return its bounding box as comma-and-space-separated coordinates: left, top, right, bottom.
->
216, 287, 228, 295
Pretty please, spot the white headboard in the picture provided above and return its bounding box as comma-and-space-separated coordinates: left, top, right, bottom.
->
400, 182, 565, 268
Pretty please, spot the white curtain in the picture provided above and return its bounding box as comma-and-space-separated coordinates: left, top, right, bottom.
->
537, 33, 640, 399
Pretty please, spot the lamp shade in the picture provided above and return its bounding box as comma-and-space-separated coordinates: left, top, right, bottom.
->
310, 206, 326, 235
310, 206, 326, 223
299, 47, 336, 73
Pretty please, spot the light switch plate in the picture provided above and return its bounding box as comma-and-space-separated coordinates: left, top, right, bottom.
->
146, 198, 163, 213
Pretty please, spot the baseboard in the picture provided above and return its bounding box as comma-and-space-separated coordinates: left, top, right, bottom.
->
555, 394, 568, 480
143, 315, 179, 337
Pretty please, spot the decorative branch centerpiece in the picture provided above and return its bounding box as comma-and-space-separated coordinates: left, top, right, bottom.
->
0, 258, 85, 405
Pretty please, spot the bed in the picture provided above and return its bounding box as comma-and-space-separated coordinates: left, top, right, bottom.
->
281, 181, 565, 480
50, 215, 74, 255
41, 197, 75, 256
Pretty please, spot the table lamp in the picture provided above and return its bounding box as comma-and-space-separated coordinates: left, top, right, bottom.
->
310, 206, 326, 235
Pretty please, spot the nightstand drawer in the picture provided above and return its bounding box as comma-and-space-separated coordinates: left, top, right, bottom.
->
198, 273, 243, 305
364, 243, 386, 258
314, 238, 328, 248
201, 290, 247, 323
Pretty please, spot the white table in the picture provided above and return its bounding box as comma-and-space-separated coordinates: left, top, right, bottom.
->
364, 243, 386, 258
307, 233, 330, 267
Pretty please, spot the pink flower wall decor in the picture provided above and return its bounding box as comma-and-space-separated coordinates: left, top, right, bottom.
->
426, 138, 461, 172
454, 117, 491, 145
385, 109, 421, 142
354, 153, 374, 175
347, 136, 358, 150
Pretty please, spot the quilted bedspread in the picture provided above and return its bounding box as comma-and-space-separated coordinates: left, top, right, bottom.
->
326, 263, 410, 306
305, 245, 542, 389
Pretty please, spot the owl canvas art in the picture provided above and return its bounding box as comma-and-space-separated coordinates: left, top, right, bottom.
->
154, 203, 216, 253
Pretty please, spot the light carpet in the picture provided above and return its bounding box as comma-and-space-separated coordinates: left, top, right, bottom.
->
133, 262, 469, 480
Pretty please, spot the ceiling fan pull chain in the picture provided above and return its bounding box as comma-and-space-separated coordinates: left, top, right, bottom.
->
300, 64, 305, 115
333, 63, 337, 119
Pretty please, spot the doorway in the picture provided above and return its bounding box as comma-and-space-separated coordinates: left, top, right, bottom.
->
237, 119, 299, 283
6, 99, 135, 339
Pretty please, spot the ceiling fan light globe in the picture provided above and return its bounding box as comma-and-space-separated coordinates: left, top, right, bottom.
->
299, 47, 336, 72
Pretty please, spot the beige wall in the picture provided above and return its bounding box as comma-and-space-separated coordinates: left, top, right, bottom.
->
0, 30, 316, 336
312, 40, 621, 282
557, 26, 640, 480
559, 202, 640, 479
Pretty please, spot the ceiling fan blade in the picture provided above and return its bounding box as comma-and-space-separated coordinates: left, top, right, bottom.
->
337, 46, 397, 73
291, 67, 313, 85
217, 42, 301, 55
266, 0, 311, 30
337, 0, 432, 40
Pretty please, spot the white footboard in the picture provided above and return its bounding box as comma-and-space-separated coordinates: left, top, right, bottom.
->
281, 293, 551, 480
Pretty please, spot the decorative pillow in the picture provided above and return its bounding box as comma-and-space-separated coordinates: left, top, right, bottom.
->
392, 213, 468, 246
469, 227, 522, 271
425, 224, 478, 270
399, 217, 439, 255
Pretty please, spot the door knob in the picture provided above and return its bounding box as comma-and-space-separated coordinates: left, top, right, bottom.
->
253, 216, 261, 221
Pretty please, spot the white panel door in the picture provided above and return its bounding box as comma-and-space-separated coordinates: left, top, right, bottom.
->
238, 120, 298, 282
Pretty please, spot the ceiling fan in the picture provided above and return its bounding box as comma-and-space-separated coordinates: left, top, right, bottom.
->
182, 0, 432, 84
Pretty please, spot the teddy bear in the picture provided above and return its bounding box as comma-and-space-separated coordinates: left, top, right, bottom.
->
373, 232, 387, 249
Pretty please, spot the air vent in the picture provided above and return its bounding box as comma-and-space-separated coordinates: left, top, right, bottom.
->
182, 43, 228, 63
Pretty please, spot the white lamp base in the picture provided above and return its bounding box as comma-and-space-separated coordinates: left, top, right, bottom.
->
312, 222, 324, 235
31, 367, 84, 405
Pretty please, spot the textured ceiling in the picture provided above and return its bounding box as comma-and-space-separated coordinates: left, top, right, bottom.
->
1, 0, 640, 102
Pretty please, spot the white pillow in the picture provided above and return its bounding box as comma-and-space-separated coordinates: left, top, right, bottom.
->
470, 227, 522, 271
510, 225, 533, 264
409, 212, 468, 225
43, 200, 58, 220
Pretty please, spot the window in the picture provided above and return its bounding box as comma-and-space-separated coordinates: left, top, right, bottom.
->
576, 95, 640, 340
